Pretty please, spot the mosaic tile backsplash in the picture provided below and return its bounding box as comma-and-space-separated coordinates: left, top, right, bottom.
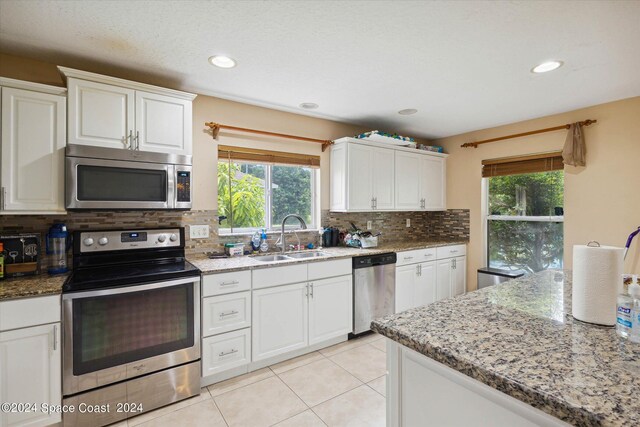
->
0, 209, 469, 268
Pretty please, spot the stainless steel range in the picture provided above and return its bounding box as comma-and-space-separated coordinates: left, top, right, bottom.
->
62, 227, 200, 427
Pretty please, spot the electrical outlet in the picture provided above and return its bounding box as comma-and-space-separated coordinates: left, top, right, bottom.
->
367, 221, 372, 230
406, 218, 411, 228
190, 225, 210, 239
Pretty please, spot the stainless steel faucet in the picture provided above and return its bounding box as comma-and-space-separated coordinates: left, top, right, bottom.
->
279, 214, 307, 254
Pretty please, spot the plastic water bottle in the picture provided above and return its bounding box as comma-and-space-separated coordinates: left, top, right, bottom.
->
629, 276, 640, 343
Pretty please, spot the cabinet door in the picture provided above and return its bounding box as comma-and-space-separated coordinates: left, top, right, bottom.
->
371, 147, 395, 210
415, 262, 437, 307
1, 88, 66, 213
252, 282, 308, 362
395, 264, 417, 313
330, 143, 347, 211
308, 275, 353, 345
436, 259, 452, 301
453, 256, 467, 297
68, 78, 135, 149
395, 151, 421, 210
420, 155, 446, 210
0, 324, 61, 427
135, 91, 192, 155
347, 143, 373, 210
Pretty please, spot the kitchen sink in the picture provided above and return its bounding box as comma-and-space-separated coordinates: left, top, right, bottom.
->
286, 251, 329, 259
252, 254, 292, 262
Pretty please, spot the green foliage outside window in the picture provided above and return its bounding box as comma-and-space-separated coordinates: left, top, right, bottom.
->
488, 171, 564, 273
217, 162, 265, 229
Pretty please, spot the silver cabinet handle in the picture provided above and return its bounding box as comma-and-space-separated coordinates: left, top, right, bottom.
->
450, 250, 458, 253
219, 349, 238, 357
404, 256, 414, 260
424, 253, 433, 258
305, 283, 309, 297
374, 197, 377, 209
53, 325, 58, 351
135, 131, 140, 150
310, 283, 314, 298
371, 198, 374, 209
0, 186, 5, 210
220, 280, 240, 286
219, 310, 239, 318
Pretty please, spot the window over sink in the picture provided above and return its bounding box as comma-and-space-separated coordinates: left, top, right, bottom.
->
217, 161, 318, 234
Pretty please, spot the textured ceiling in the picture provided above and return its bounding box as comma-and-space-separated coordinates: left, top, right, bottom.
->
1, 0, 639, 138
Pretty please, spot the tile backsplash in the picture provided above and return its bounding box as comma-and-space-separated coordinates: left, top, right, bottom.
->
0, 208, 469, 267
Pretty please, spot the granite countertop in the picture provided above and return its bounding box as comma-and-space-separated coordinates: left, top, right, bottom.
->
188, 240, 467, 274
0, 273, 67, 301
371, 270, 640, 427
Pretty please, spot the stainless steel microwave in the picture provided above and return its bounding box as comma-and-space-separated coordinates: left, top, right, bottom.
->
66, 145, 192, 210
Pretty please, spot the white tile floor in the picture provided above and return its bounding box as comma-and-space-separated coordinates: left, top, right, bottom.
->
121, 332, 387, 427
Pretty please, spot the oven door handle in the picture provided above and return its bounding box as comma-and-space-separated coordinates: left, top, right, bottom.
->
62, 276, 199, 300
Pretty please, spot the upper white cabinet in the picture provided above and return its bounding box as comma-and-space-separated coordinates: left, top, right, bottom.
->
330, 137, 447, 212
60, 67, 196, 156
0, 79, 66, 214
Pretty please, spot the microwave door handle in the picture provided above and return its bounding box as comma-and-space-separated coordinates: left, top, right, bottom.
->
167, 165, 176, 209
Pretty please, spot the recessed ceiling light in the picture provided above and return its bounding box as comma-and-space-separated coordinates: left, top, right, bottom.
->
208, 55, 237, 68
398, 109, 418, 115
531, 60, 563, 74
299, 102, 319, 110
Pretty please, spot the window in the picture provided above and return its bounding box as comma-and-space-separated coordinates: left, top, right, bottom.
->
484, 153, 564, 273
217, 161, 317, 233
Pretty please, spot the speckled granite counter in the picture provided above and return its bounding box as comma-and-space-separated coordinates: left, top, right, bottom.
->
188, 240, 467, 274
0, 273, 66, 301
372, 270, 640, 427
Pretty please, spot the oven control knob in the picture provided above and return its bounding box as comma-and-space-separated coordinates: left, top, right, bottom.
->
169, 233, 178, 242
157, 235, 167, 243
83, 237, 94, 246
98, 237, 109, 246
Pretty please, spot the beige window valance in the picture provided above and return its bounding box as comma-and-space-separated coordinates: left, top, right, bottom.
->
218, 145, 320, 168
482, 151, 563, 178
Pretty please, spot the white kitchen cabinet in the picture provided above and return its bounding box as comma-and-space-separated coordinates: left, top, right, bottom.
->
252, 282, 309, 362
436, 256, 466, 301
135, 91, 192, 155
60, 67, 196, 156
330, 137, 446, 212
395, 261, 436, 313
202, 291, 251, 337
0, 323, 61, 427
67, 78, 135, 150
1, 83, 66, 214
331, 139, 395, 211
202, 328, 251, 377
308, 275, 352, 345
420, 155, 446, 210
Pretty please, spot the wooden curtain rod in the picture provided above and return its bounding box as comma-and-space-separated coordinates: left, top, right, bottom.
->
461, 119, 597, 148
205, 122, 334, 152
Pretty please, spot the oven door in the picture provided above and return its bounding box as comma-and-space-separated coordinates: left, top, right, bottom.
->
62, 277, 200, 395
66, 156, 175, 210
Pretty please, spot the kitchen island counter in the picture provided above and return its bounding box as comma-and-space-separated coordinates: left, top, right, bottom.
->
372, 270, 640, 427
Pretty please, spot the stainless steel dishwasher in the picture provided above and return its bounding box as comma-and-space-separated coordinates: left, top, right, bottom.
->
352, 252, 397, 335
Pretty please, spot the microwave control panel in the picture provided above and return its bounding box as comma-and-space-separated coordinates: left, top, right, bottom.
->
176, 171, 191, 202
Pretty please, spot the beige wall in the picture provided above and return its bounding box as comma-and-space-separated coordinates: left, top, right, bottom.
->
0, 52, 366, 212
436, 97, 640, 290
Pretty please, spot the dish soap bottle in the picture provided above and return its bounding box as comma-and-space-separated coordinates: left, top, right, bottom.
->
617, 275, 634, 338
251, 231, 261, 252
629, 276, 640, 343
259, 229, 269, 253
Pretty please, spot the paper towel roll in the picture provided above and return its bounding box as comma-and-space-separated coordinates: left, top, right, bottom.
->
572, 243, 623, 326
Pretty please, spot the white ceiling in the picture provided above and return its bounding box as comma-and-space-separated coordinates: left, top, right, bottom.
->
1, 0, 639, 139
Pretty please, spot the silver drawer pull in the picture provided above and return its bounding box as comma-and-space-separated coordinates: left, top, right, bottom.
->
219, 349, 238, 357
219, 310, 239, 318
450, 250, 458, 253
220, 280, 240, 286
404, 256, 414, 260
424, 253, 433, 257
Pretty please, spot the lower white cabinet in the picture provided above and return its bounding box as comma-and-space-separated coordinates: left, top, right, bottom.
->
0, 323, 61, 427
437, 256, 467, 300
308, 275, 353, 346
252, 282, 309, 362
202, 291, 251, 337
202, 328, 251, 377
252, 275, 353, 362
395, 262, 436, 312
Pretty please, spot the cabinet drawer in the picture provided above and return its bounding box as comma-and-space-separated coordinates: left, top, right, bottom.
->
252, 264, 307, 289
202, 329, 251, 377
308, 258, 352, 281
396, 248, 436, 266
202, 292, 251, 337
437, 245, 466, 260
0, 295, 61, 331
202, 270, 251, 297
